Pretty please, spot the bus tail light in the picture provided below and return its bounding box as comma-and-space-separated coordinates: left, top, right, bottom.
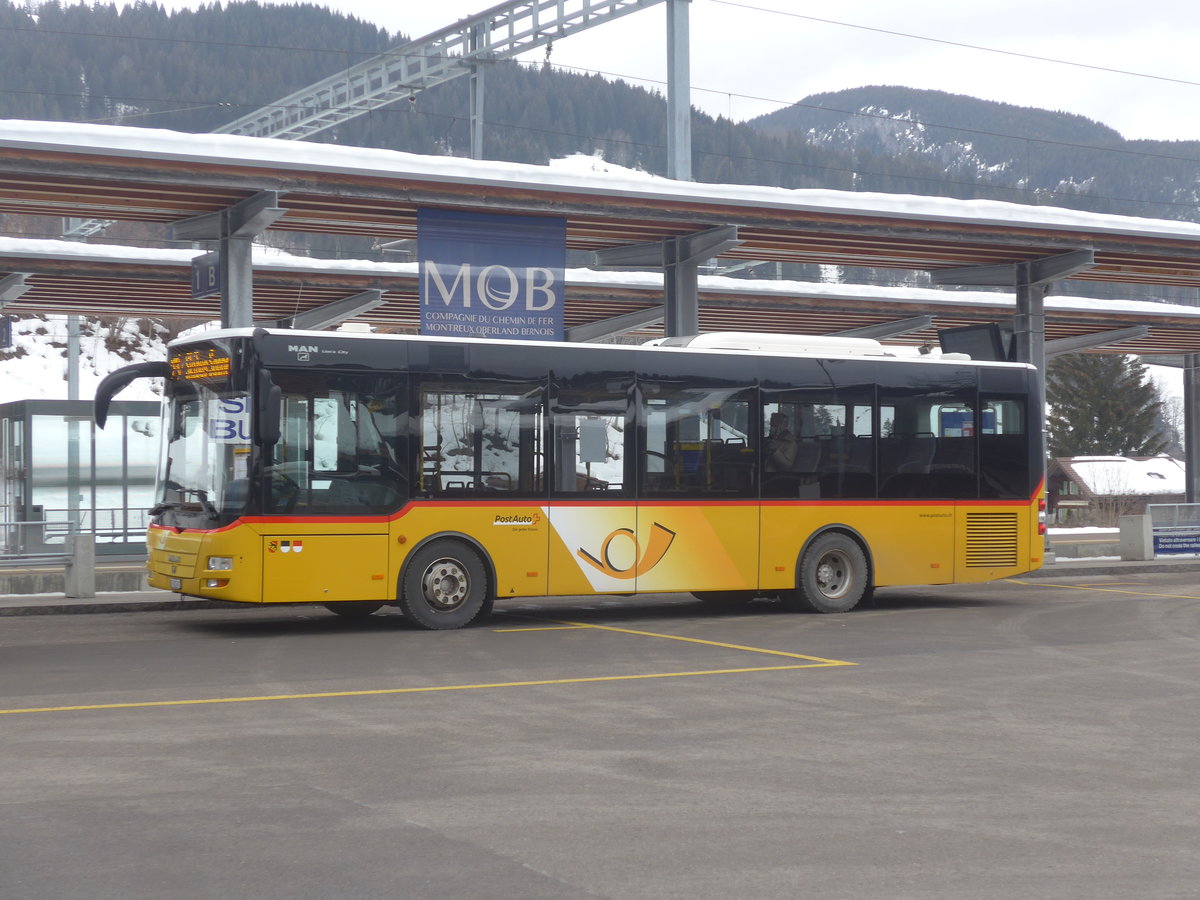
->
1037, 499, 1047, 535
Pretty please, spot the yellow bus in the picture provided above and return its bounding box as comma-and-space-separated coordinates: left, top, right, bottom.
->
95, 328, 1044, 629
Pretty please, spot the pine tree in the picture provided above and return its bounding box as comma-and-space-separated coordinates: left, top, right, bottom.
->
1046, 354, 1169, 457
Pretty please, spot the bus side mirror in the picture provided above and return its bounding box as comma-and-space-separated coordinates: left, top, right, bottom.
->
255, 370, 281, 446
94, 361, 170, 429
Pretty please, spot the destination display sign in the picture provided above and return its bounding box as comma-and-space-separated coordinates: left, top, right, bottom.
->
170, 347, 232, 381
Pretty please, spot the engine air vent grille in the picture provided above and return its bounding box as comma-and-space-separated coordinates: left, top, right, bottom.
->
965, 512, 1019, 568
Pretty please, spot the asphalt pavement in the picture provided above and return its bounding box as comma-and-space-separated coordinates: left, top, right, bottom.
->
5, 569, 1200, 899
3, 555, 1200, 616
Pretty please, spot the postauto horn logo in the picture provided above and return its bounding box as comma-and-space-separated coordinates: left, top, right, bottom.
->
577, 522, 676, 580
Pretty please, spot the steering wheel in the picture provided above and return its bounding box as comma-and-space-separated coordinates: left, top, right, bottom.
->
268, 468, 300, 513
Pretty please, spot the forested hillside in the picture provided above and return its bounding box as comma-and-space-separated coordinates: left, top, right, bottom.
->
1, 0, 1198, 304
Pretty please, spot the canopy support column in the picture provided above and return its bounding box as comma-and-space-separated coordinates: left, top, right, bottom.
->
171, 191, 286, 328
834, 315, 933, 340
262, 290, 385, 331
1186, 354, 1200, 503
567, 307, 665, 343
593, 225, 740, 337
932, 249, 1095, 564
0, 273, 29, 309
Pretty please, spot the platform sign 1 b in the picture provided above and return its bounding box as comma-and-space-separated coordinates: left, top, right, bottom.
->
191, 251, 221, 299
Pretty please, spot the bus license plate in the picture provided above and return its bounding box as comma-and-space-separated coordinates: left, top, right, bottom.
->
170, 577, 182, 591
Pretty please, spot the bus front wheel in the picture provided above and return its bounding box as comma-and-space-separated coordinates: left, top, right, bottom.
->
785, 533, 869, 614
398, 540, 490, 630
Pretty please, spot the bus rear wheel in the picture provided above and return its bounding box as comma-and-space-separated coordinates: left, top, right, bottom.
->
785, 533, 869, 614
399, 540, 490, 630
324, 601, 384, 618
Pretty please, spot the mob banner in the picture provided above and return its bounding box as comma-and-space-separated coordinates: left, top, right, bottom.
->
418, 208, 566, 341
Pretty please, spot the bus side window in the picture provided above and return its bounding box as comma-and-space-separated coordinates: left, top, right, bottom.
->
551, 375, 632, 496
879, 365, 976, 499
640, 381, 755, 497
262, 374, 407, 515
979, 395, 1029, 498
417, 376, 545, 498
762, 391, 874, 499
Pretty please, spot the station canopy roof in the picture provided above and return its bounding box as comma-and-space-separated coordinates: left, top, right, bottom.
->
1, 120, 1200, 354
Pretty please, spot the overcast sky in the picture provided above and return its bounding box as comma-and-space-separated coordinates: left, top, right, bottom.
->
123, 0, 1199, 141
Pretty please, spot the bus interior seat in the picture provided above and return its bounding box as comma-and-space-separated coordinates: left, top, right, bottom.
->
791, 439, 822, 474
892, 434, 937, 474
930, 437, 974, 474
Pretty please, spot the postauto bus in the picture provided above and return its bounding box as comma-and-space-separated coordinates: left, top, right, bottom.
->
95, 328, 1044, 629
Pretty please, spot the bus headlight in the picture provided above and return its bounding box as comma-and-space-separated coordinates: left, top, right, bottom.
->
207, 556, 234, 571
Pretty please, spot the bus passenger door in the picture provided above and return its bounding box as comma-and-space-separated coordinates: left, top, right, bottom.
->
636, 383, 760, 595
546, 378, 637, 598
414, 377, 548, 599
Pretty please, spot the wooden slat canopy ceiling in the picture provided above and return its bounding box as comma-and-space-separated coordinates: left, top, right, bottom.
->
3, 249, 1200, 355
1, 123, 1200, 351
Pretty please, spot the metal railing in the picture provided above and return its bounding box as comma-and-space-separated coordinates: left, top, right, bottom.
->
1, 507, 150, 562
1146, 503, 1200, 556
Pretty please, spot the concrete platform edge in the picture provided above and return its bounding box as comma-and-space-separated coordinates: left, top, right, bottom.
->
0, 592, 224, 616
1016, 557, 1200, 578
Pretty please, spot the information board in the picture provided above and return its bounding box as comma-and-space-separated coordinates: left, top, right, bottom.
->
418, 208, 565, 341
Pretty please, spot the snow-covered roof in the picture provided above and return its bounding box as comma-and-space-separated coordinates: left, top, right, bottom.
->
4, 119, 1200, 243
1059, 456, 1187, 497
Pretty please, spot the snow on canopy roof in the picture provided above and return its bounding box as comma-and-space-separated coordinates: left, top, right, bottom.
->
4, 119, 1200, 243
3, 235, 1200, 322
1065, 456, 1186, 496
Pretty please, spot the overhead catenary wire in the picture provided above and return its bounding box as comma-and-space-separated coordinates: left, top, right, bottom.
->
707, 0, 1200, 90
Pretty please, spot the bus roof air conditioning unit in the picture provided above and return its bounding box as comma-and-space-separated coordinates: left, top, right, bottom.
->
648, 332, 886, 356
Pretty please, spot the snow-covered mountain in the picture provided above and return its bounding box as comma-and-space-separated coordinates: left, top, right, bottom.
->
751, 86, 1200, 236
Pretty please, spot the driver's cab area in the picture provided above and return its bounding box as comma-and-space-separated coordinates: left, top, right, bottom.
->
264, 371, 407, 516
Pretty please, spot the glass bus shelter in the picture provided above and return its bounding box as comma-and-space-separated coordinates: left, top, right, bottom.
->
1, 399, 160, 558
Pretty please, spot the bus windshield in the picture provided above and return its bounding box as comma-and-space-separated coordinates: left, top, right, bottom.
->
155, 384, 252, 522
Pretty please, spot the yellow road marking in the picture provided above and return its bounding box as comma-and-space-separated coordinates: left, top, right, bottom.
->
1011, 580, 1200, 601
0, 663, 845, 716
552, 619, 853, 665
4, 614, 855, 717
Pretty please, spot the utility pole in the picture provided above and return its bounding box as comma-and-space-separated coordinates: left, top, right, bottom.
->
666, 0, 693, 181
